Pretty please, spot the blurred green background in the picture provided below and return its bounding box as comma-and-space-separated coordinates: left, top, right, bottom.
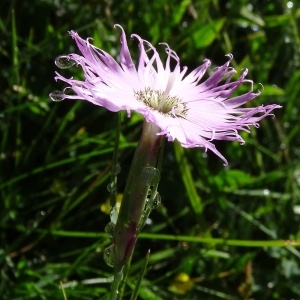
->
1, 0, 300, 299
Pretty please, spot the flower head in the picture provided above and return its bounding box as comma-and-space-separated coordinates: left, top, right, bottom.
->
51, 25, 281, 165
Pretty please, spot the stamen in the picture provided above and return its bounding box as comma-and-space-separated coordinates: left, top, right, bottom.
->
134, 87, 187, 118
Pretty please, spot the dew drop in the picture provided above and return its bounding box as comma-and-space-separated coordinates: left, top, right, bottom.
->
246, 3, 253, 10
71, 280, 77, 289
103, 245, 114, 267
40, 254, 46, 262
293, 205, 300, 214
145, 218, 153, 225
110, 205, 118, 224
182, 21, 188, 28
112, 163, 121, 175
109, 290, 121, 300
104, 222, 115, 238
55, 55, 76, 69
115, 291, 121, 300
263, 189, 270, 196
28, 219, 38, 229
49, 90, 65, 102
287, 1, 293, 9
140, 167, 160, 185
152, 193, 161, 209
107, 182, 117, 194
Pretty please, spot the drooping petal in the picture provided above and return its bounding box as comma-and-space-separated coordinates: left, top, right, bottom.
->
115, 24, 135, 71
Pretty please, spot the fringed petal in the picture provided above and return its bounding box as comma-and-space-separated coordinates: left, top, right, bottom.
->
51, 25, 281, 165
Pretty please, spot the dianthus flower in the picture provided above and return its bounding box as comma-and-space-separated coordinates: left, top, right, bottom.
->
51, 25, 281, 165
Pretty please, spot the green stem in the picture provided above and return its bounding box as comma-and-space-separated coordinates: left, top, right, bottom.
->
110, 121, 163, 298
110, 269, 123, 300
118, 258, 132, 299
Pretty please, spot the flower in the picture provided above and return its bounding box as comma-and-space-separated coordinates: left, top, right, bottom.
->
50, 25, 281, 165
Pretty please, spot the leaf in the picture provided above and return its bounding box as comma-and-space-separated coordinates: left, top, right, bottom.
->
240, 6, 265, 27
192, 18, 225, 49
173, 142, 203, 215
264, 14, 290, 27
171, 0, 191, 25
261, 84, 284, 96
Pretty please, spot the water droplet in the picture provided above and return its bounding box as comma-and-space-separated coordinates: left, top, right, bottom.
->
112, 163, 121, 175
71, 280, 77, 289
107, 182, 117, 194
182, 21, 188, 28
293, 205, 300, 214
49, 90, 65, 102
110, 205, 118, 224
103, 245, 114, 267
140, 167, 160, 186
55, 55, 76, 69
246, 3, 253, 10
115, 291, 121, 300
144, 192, 161, 213
263, 189, 270, 196
28, 219, 38, 229
145, 218, 153, 225
104, 222, 115, 238
152, 193, 161, 209
287, 1, 293, 9
40, 254, 46, 262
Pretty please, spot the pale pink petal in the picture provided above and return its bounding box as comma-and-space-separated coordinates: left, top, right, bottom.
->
50, 25, 281, 165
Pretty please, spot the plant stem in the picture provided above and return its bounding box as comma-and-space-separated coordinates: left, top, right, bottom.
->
110, 269, 123, 300
109, 121, 163, 298
112, 121, 163, 270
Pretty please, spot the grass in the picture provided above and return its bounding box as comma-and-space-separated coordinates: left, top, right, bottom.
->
1, 0, 300, 299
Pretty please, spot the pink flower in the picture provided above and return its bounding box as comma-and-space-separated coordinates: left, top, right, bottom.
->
50, 25, 281, 165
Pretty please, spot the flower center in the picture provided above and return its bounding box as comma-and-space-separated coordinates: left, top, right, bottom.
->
134, 87, 187, 118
